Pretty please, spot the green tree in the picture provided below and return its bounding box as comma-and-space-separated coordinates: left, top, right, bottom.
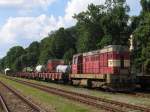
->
38, 27, 77, 64
75, 0, 130, 52
63, 48, 75, 64
51, 27, 76, 58
25, 41, 40, 67
75, 4, 104, 52
38, 36, 54, 64
0, 59, 4, 72
141, 0, 150, 12
132, 0, 150, 73
144, 59, 150, 73
5, 46, 25, 70
97, 35, 112, 47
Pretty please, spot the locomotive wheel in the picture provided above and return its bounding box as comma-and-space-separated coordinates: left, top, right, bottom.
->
69, 80, 73, 85
87, 79, 92, 88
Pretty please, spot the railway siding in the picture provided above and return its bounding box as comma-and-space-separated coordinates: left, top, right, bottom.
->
4, 76, 150, 112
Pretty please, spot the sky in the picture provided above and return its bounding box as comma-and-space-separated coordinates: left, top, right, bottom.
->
0, 0, 142, 58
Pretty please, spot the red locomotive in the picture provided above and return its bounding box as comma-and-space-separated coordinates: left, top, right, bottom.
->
71, 45, 134, 90
13, 45, 134, 91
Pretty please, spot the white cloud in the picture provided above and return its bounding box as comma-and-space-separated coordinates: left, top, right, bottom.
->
0, 0, 23, 6
0, 0, 56, 11
63, 0, 105, 26
0, 15, 64, 44
0, 14, 65, 57
65, 0, 104, 20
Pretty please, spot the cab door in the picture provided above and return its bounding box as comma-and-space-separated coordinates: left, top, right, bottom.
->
72, 54, 83, 74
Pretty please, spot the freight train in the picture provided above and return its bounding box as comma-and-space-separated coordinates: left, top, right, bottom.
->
6, 45, 136, 91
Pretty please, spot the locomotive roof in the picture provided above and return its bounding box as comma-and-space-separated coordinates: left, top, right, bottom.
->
83, 45, 129, 56
48, 59, 64, 62
73, 53, 82, 57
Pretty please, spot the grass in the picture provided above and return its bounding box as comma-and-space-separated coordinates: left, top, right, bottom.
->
0, 75, 100, 112
9, 76, 150, 108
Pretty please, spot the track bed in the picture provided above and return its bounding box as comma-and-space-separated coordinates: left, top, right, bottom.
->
7, 77, 150, 112
0, 81, 43, 112
14, 76, 150, 107
0, 93, 9, 112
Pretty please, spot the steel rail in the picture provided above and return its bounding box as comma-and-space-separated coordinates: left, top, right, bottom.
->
6, 78, 136, 112
19, 79, 150, 112
9, 78, 150, 112
0, 80, 45, 112
6, 76, 150, 112
0, 93, 10, 112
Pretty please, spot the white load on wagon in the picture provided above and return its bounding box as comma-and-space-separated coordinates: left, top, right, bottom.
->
23, 67, 33, 72
35, 65, 45, 72
4, 68, 11, 75
56, 65, 71, 73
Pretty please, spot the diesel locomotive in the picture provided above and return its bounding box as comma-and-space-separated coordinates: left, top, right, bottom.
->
70, 45, 135, 91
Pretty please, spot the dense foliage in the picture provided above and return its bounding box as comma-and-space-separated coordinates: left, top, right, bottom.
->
131, 0, 150, 74
75, 0, 130, 52
0, 0, 150, 74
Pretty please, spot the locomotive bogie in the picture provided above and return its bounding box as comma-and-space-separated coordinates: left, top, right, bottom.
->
70, 73, 135, 90
136, 75, 150, 88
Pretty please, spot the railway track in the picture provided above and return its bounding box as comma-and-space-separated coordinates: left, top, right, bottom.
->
6, 77, 150, 112
0, 80, 45, 112
0, 93, 9, 112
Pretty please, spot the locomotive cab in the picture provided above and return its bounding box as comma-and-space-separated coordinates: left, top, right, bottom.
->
72, 54, 83, 74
